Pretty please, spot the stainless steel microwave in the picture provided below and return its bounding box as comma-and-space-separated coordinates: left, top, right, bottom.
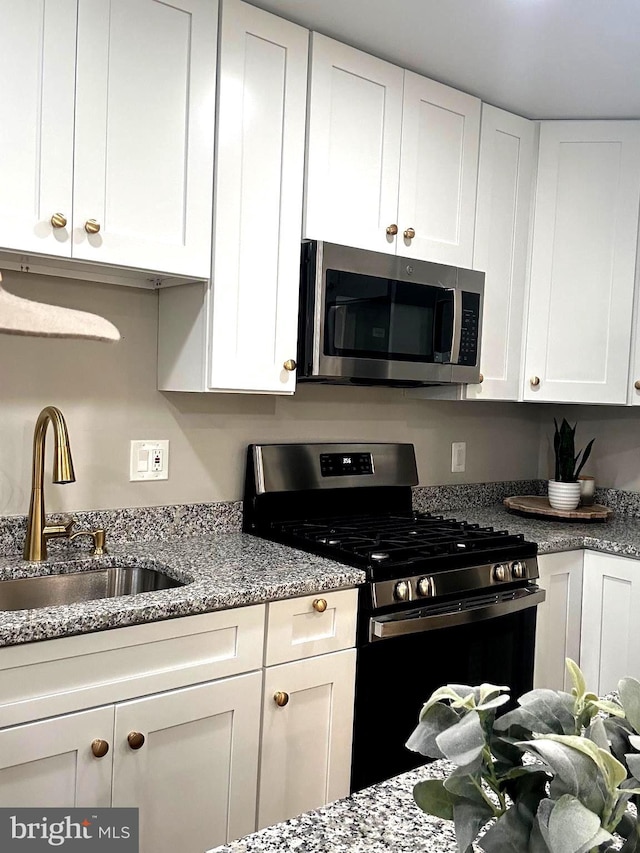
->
297, 241, 485, 386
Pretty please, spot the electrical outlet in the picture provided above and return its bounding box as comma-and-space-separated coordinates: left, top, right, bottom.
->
451, 442, 466, 473
130, 440, 169, 481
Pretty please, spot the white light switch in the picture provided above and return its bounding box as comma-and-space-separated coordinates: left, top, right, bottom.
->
451, 442, 466, 473
130, 440, 169, 481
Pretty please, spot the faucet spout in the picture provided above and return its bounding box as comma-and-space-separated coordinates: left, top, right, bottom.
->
23, 406, 76, 561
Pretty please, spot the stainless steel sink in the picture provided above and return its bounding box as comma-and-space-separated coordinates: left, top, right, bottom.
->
0, 565, 184, 611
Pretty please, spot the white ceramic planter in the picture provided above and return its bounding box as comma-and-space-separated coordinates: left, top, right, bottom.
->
548, 480, 581, 510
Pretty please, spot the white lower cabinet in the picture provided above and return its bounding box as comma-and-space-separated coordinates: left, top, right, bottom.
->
534, 551, 584, 691
258, 648, 357, 830
112, 673, 261, 853
0, 591, 359, 847
0, 705, 114, 807
581, 552, 640, 695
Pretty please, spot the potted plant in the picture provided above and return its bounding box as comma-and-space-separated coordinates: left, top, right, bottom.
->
406, 659, 640, 853
548, 418, 595, 510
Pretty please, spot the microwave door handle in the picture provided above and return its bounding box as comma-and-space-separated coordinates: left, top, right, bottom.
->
450, 287, 462, 364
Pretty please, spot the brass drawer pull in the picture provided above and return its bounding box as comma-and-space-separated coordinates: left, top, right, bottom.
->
312, 598, 328, 613
274, 691, 289, 707
403, 227, 415, 239
84, 219, 101, 234
50, 213, 67, 229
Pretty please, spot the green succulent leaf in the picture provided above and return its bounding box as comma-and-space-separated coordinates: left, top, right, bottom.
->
479, 800, 537, 852
418, 686, 472, 719
495, 689, 576, 735
541, 734, 627, 791
625, 752, 640, 779
413, 778, 458, 820
406, 701, 460, 758
589, 699, 626, 718
547, 794, 613, 853
587, 717, 610, 751
628, 735, 640, 750
619, 677, 640, 733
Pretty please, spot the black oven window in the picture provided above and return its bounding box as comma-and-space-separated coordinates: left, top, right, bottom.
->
323, 270, 453, 363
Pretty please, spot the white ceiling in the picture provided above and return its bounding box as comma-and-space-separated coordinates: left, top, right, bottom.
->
249, 0, 640, 119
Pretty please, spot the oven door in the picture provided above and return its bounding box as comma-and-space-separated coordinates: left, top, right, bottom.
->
350, 587, 544, 793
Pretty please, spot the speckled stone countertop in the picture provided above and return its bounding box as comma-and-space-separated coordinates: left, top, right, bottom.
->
208, 760, 473, 853
0, 534, 364, 648
444, 503, 640, 558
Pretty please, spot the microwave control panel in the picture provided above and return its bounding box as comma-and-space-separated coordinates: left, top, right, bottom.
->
457, 292, 480, 366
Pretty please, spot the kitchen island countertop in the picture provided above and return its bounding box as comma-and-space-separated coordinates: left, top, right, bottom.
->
208, 761, 468, 853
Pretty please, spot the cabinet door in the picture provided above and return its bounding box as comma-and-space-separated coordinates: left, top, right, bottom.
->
0, 0, 75, 257
581, 552, 640, 696
466, 106, 536, 401
0, 706, 113, 807
524, 121, 640, 404
397, 72, 480, 267
534, 551, 583, 691
258, 648, 356, 830
112, 673, 261, 853
304, 34, 404, 253
72, 0, 217, 277
208, 0, 308, 393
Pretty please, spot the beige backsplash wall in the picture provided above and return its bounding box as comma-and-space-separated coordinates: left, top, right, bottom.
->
0, 271, 544, 515
537, 404, 640, 490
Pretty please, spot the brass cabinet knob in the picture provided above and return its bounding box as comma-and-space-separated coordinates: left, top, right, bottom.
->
530, 376, 540, 387
403, 227, 416, 239
312, 598, 327, 613
50, 213, 67, 229
274, 691, 289, 707
84, 219, 101, 234
127, 731, 145, 750
478, 373, 484, 383
283, 359, 297, 372
386, 224, 398, 236
91, 738, 109, 758
634, 380, 640, 391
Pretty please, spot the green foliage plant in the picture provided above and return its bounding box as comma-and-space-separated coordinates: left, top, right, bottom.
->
407, 659, 640, 853
553, 418, 595, 483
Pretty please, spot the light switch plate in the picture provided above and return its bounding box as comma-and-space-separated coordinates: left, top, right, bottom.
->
130, 440, 169, 481
451, 441, 466, 473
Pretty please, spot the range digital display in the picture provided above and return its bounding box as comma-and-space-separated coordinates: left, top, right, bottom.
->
319, 453, 374, 477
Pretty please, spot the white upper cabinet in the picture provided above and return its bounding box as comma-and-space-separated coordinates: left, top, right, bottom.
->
158, 0, 308, 394
524, 121, 640, 404
0, 0, 216, 280
304, 34, 480, 266
304, 34, 404, 254
72, 0, 217, 277
466, 105, 537, 401
398, 72, 480, 266
0, 0, 76, 258
208, 0, 308, 393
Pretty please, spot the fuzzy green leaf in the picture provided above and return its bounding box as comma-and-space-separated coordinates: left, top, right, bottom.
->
413, 778, 458, 820
619, 677, 640, 733
436, 710, 486, 769
547, 794, 612, 853
406, 701, 459, 758
566, 659, 587, 700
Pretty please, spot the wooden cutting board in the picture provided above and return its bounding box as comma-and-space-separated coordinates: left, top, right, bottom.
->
503, 495, 613, 521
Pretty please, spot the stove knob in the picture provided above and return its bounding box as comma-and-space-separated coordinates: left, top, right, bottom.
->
493, 563, 509, 583
394, 580, 410, 601
511, 560, 527, 579
417, 576, 435, 597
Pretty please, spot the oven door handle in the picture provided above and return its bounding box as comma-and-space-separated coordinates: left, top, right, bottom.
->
369, 587, 546, 641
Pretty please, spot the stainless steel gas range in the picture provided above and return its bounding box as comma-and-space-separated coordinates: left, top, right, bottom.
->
243, 442, 544, 792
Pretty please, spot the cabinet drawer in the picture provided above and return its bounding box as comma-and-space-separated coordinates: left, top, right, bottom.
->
0, 605, 265, 728
265, 589, 357, 666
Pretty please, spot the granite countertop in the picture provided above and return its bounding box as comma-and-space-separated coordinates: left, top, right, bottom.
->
208, 761, 469, 853
0, 534, 365, 648
442, 504, 640, 559
2, 496, 640, 649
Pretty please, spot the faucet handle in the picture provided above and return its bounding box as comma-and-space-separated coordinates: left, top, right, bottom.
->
69, 527, 108, 556
43, 516, 76, 540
